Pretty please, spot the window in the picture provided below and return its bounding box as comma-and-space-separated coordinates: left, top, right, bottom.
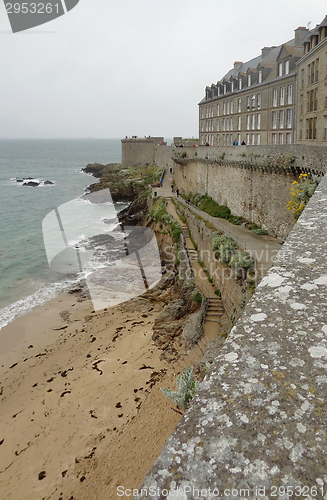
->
285, 60, 289, 75
238, 98, 242, 113
231, 100, 234, 114
273, 89, 278, 107
279, 62, 283, 77
287, 109, 292, 129
237, 134, 241, 144
257, 93, 261, 110
217, 104, 220, 116
217, 119, 220, 131
252, 114, 255, 130
223, 134, 226, 145
306, 117, 317, 139
280, 87, 285, 106
307, 64, 310, 85
301, 68, 304, 89
287, 133, 292, 144
230, 118, 233, 131
272, 133, 277, 144
272, 111, 277, 129
258, 70, 262, 84
315, 58, 319, 81
217, 134, 220, 145
247, 115, 250, 130
226, 118, 229, 131
238, 116, 241, 131
324, 116, 327, 140
247, 96, 250, 110
218, 87, 221, 96
248, 74, 251, 86
246, 133, 250, 144
280, 110, 284, 129
239, 78, 242, 90
251, 133, 255, 145
224, 84, 227, 94
223, 102, 226, 115
257, 133, 261, 145
223, 118, 226, 131
288, 85, 293, 104
251, 94, 255, 109
279, 133, 284, 144
257, 113, 261, 130
231, 81, 234, 92
227, 101, 230, 115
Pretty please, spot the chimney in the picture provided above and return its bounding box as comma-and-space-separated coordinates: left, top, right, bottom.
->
234, 61, 243, 72
295, 26, 309, 45
261, 47, 273, 58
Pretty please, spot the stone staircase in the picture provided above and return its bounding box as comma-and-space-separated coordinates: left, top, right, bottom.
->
205, 297, 224, 322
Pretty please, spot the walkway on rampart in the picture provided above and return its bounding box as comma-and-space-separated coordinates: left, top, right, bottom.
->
175, 196, 282, 283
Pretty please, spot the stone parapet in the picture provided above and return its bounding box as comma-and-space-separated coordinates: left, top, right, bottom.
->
137, 173, 327, 499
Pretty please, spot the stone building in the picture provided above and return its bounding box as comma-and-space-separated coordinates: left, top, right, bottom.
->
296, 16, 327, 144
199, 27, 309, 146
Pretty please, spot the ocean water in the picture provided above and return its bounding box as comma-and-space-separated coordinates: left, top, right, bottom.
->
0, 139, 124, 330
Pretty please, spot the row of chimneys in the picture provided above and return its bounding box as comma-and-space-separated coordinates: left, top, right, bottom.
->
233, 26, 309, 72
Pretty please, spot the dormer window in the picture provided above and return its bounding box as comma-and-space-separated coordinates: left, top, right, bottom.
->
285, 60, 290, 75
279, 62, 283, 77
218, 86, 220, 96
231, 81, 234, 92
239, 78, 242, 90
258, 70, 262, 83
224, 84, 227, 94
248, 75, 251, 86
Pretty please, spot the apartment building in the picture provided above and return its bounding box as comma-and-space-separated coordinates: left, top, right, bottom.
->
199, 28, 308, 146
296, 16, 327, 144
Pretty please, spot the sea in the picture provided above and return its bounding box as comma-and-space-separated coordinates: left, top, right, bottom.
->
0, 138, 125, 331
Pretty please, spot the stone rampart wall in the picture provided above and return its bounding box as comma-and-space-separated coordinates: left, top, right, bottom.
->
174, 158, 297, 241
137, 158, 327, 500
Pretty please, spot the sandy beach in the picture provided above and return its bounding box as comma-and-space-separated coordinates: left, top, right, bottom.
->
0, 290, 182, 499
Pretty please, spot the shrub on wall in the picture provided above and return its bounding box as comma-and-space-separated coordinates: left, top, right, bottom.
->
212, 234, 236, 264
287, 173, 321, 220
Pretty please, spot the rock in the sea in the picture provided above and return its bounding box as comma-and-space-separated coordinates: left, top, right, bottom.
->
44, 180, 54, 185
23, 181, 39, 187
16, 179, 23, 182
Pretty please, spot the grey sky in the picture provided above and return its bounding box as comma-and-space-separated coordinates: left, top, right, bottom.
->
0, 0, 325, 139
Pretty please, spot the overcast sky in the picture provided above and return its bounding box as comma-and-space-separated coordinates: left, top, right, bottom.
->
0, 0, 326, 139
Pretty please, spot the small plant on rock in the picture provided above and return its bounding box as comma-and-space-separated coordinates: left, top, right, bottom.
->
161, 366, 199, 410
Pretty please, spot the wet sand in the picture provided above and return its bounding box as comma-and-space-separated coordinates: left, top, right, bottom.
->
0, 292, 181, 499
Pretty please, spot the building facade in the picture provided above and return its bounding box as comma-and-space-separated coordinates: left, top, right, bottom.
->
199, 20, 327, 147
296, 17, 327, 144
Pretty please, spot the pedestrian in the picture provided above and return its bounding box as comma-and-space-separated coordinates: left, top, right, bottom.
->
241, 140, 246, 145
176, 189, 179, 197
170, 167, 172, 174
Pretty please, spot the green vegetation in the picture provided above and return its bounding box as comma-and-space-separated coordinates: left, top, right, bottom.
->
212, 234, 236, 264
192, 290, 203, 304
149, 197, 182, 243
287, 173, 322, 220
161, 366, 199, 410
214, 289, 221, 298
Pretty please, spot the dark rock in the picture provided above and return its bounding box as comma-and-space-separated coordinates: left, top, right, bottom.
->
23, 181, 39, 187
44, 180, 54, 185
16, 179, 23, 182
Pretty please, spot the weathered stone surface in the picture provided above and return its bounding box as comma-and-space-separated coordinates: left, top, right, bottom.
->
181, 297, 207, 346
137, 175, 327, 498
